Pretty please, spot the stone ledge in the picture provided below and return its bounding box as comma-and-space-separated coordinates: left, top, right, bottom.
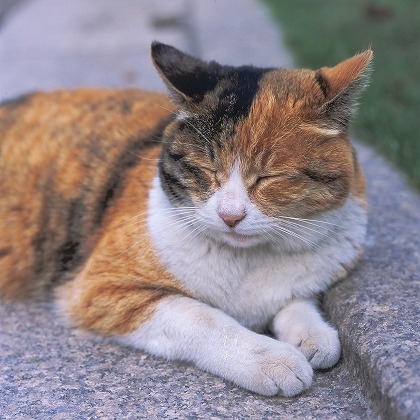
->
324, 142, 420, 420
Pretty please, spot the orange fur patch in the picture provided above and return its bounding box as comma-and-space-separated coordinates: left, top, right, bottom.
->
234, 69, 366, 218
57, 147, 187, 335
0, 89, 180, 304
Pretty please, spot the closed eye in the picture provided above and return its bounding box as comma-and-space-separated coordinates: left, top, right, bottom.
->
181, 160, 207, 179
255, 174, 280, 186
302, 169, 340, 184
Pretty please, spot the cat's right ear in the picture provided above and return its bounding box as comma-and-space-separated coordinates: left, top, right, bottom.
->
151, 42, 221, 104
315, 50, 373, 131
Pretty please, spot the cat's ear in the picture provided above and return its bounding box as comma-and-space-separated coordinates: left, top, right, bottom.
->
151, 42, 221, 104
316, 50, 373, 131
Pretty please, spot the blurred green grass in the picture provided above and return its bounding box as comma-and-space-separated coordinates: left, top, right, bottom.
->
263, 0, 420, 189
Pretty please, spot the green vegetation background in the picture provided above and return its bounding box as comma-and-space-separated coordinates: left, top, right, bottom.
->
264, 0, 420, 189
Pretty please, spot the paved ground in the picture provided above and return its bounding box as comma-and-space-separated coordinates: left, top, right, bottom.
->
0, 0, 419, 419
0, 0, 291, 101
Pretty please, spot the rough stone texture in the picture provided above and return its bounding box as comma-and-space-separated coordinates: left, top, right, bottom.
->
0, 298, 377, 419
324, 143, 420, 420
0, 0, 419, 418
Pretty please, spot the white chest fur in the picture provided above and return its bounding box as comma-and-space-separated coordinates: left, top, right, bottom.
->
147, 175, 367, 331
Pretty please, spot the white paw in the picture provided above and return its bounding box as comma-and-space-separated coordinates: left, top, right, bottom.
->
281, 323, 341, 369
233, 339, 313, 397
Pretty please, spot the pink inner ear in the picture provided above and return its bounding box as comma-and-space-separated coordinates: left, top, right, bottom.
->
321, 50, 373, 99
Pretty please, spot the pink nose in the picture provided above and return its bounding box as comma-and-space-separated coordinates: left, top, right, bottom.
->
218, 210, 246, 228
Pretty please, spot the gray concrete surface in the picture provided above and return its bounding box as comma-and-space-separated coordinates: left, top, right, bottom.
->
0, 0, 419, 419
0, 0, 292, 101
325, 141, 420, 420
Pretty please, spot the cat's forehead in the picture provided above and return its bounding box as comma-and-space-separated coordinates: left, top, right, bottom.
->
250, 69, 324, 118
210, 67, 320, 121
196, 66, 270, 119
230, 68, 351, 168
244, 68, 327, 136
259, 68, 319, 97
189, 67, 320, 138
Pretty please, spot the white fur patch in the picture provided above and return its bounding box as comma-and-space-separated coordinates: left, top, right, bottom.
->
302, 124, 343, 137
120, 169, 367, 395
271, 298, 341, 369
147, 171, 367, 330
203, 162, 265, 247
176, 110, 193, 121
119, 295, 313, 397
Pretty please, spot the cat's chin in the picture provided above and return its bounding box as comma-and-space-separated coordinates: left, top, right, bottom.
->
219, 231, 264, 248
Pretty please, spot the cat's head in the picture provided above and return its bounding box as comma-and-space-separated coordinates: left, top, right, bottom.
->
152, 42, 372, 249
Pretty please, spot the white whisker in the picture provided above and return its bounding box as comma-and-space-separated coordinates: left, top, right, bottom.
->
278, 219, 332, 236
116, 232, 149, 257
275, 214, 344, 229
128, 150, 160, 162
118, 206, 196, 227
268, 224, 319, 250
263, 229, 288, 248
122, 210, 196, 230
120, 211, 201, 257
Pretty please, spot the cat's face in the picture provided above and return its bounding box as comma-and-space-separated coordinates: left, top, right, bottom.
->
153, 43, 371, 249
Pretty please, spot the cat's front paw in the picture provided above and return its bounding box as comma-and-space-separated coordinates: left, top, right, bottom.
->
272, 300, 341, 370
281, 323, 341, 369
237, 340, 313, 397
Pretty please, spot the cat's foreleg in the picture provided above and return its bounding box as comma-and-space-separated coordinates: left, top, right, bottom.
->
271, 298, 341, 369
119, 295, 313, 397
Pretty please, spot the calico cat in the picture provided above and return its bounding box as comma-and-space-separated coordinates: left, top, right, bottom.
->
0, 42, 372, 397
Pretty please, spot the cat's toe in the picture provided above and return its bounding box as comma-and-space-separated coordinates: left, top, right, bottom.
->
296, 326, 341, 369
266, 347, 313, 397
245, 342, 313, 397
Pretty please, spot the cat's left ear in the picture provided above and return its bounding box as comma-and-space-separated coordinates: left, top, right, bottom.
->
316, 50, 373, 130
151, 42, 221, 104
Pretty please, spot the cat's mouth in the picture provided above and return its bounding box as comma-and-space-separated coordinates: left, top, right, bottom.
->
221, 230, 261, 248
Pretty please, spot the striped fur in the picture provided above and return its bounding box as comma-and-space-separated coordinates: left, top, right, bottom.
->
0, 44, 372, 396
0, 89, 175, 300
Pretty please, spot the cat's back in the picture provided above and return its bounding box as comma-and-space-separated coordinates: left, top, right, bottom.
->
0, 88, 173, 299
0, 88, 173, 152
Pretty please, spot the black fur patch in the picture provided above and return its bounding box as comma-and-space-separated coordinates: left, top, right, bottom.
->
315, 70, 330, 98
0, 247, 11, 258
152, 42, 271, 114
58, 241, 80, 266
161, 167, 186, 191
159, 152, 189, 204
212, 65, 272, 124
54, 197, 87, 273
152, 42, 221, 103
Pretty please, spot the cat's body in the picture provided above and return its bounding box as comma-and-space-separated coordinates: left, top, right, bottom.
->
0, 43, 372, 396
